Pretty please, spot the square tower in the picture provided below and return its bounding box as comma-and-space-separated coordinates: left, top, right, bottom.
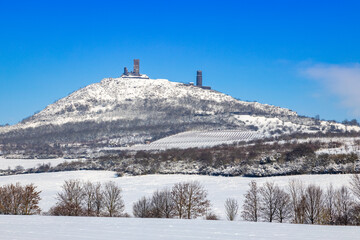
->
133, 59, 140, 75
196, 70, 202, 87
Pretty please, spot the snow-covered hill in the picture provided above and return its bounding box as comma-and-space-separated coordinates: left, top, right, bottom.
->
1, 77, 298, 129
0, 77, 359, 155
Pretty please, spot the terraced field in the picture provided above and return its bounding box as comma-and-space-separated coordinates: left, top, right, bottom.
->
129, 130, 265, 150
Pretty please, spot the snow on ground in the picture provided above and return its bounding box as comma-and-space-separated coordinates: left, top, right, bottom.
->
314, 137, 360, 155
126, 130, 264, 150
0, 171, 353, 218
0, 215, 358, 240
120, 119, 360, 151
235, 115, 360, 136
0, 158, 80, 170
0, 171, 358, 239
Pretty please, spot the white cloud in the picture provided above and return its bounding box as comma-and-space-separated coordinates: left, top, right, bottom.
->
304, 64, 360, 117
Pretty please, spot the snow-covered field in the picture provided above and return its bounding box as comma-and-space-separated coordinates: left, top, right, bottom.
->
0, 171, 358, 239
314, 137, 360, 155
127, 130, 265, 150
0, 171, 353, 217
0, 158, 80, 170
0, 215, 358, 240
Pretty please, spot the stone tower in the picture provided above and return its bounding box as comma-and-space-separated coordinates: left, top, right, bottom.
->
196, 70, 202, 87
133, 59, 140, 75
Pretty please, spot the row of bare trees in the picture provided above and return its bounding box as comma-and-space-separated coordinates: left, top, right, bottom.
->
0, 183, 41, 215
0, 180, 211, 219
238, 175, 360, 225
133, 181, 212, 219
49, 180, 126, 217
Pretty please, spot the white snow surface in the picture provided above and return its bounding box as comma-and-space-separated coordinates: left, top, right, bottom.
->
0, 158, 80, 170
127, 130, 265, 150
314, 137, 360, 155
0, 171, 358, 239
0, 171, 353, 218
235, 115, 360, 135
0, 215, 358, 240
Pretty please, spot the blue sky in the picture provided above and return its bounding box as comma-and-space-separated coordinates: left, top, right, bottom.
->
1, 0, 360, 125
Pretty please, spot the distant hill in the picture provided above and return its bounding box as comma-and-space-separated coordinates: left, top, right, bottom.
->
0, 77, 359, 157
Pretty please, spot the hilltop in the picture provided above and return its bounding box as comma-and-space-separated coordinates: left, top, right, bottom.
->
0, 76, 359, 158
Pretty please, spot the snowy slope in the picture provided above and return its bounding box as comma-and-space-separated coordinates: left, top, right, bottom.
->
0, 76, 359, 154
235, 115, 360, 135
0, 215, 358, 240
0, 77, 297, 131
125, 121, 360, 151
127, 130, 265, 150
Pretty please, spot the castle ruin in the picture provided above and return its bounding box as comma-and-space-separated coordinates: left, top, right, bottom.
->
122, 59, 149, 79
196, 70, 211, 89
196, 70, 202, 87
121, 59, 210, 89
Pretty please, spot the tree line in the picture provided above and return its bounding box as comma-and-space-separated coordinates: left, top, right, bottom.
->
132, 181, 212, 219
49, 180, 213, 219
49, 180, 126, 217
235, 174, 360, 225
3, 175, 360, 227
0, 180, 215, 220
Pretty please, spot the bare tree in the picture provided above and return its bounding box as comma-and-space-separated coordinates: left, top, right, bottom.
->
304, 184, 323, 224
9, 183, 23, 215
21, 184, 41, 215
151, 188, 175, 218
322, 184, 336, 225
259, 182, 279, 222
288, 179, 306, 223
334, 186, 354, 225
151, 190, 165, 218
160, 188, 175, 218
0, 186, 10, 214
103, 181, 124, 217
171, 181, 210, 219
0, 184, 16, 214
0, 183, 41, 215
171, 182, 186, 219
224, 198, 239, 221
93, 182, 103, 217
55, 179, 85, 216
133, 196, 153, 218
83, 181, 96, 216
274, 187, 291, 223
241, 181, 260, 222
350, 174, 360, 201
350, 175, 360, 225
